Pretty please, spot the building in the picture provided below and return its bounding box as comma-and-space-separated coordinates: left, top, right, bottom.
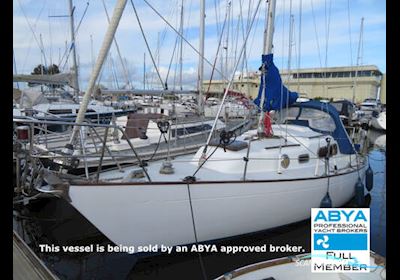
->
203, 65, 385, 104
202, 74, 260, 100
379, 73, 386, 104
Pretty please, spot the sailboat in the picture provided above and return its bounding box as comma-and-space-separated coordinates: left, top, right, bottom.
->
31, 0, 368, 248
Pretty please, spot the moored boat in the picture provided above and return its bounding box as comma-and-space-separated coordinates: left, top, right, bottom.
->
370, 111, 386, 131
214, 251, 386, 280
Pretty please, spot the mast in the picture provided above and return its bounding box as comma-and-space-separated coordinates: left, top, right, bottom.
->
143, 52, 146, 90
68, 0, 128, 146
224, 0, 231, 90
179, 0, 184, 91
353, 17, 364, 103
197, 0, 205, 114
257, 0, 276, 136
90, 34, 95, 71
68, 0, 80, 101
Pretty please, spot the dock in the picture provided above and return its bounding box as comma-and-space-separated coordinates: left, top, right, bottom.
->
13, 230, 59, 280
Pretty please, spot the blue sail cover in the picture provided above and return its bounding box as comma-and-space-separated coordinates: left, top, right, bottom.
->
254, 54, 298, 111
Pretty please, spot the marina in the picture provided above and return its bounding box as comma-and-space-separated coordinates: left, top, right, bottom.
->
13, 0, 386, 279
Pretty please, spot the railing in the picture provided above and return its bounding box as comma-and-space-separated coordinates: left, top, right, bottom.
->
13, 115, 250, 188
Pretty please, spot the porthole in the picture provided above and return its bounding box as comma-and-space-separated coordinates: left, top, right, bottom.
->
281, 154, 290, 169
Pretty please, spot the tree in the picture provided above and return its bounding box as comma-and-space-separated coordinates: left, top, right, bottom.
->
28, 64, 61, 88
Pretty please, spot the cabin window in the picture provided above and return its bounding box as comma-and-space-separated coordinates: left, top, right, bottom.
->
172, 124, 212, 137
276, 107, 336, 132
298, 154, 310, 163
274, 107, 301, 123
331, 103, 343, 112
299, 108, 336, 132
48, 109, 73, 115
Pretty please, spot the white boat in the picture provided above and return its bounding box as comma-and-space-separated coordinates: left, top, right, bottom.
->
370, 111, 386, 131
215, 252, 386, 280
359, 98, 382, 115
31, 0, 367, 249
37, 99, 366, 247
367, 129, 386, 150
14, 100, 136, 133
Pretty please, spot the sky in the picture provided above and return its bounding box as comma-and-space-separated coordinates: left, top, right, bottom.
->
13, 0, 386, 91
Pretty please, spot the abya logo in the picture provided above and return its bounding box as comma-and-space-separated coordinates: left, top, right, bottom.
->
316, 235, 329, 249
311, 208, 370, 273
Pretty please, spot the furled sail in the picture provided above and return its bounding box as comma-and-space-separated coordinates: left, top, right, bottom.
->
254, 54, 298, 112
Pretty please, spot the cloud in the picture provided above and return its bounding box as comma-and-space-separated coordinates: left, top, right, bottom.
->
13, 0, 386, 90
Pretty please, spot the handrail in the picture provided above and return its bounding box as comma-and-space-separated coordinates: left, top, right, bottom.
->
14, 118, 151, 182
13, 116, 252, 183
96, 127, 109, 182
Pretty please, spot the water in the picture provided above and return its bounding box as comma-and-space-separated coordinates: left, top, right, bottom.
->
13, 129, 386, 279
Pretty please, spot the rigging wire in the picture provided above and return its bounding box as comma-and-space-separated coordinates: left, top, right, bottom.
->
166, 33, 180, 88
237, 0, 251, 96
310, 0, 323, 69
152, 4, 177, 88
18, 0, 48, 72
142, 0, 230, 83
130, 0, 166, 90
59, 1, 90, 72
278, 0, 286, 146
48, 10, 53, 67
347, 0, 354, 76
205, 4, 229, 95
244, 3, 262, 72
199, 0, 263, 157
323, 0, 332, 82
74, 1, 90, 37
101, 0, 132, 89
13, 49, 20, 90
184, 179, 208, 280
286, 2, 294, 141
296, 0, 302, 93
110, 53, 120, 89
178, 0, 184, 90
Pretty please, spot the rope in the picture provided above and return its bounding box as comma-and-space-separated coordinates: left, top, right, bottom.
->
185, 181, 208, 280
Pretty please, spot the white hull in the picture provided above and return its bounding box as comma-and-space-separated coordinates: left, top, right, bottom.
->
69, 169, 360, 247
370, 112, 386, 131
